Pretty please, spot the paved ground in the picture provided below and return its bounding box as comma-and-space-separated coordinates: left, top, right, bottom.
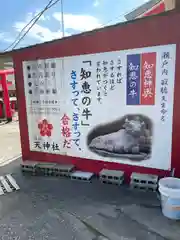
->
0, 121, 21, 166
0, 122, 180, 240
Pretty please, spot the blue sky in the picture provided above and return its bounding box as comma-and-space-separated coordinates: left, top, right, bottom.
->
0, 0, 149, 51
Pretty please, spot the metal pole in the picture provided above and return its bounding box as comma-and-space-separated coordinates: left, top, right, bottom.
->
60, 0, 65, 90
61, 0, 65, 37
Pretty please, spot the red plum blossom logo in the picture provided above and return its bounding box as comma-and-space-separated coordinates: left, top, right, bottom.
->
38, 119, 53, 137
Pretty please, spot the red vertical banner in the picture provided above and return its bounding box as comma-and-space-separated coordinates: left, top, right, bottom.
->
141, 52, 156, 105
0, 73, 12, 120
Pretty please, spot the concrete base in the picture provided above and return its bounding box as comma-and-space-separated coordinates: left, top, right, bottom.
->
21, 161, 39, 174
131, 172, 158, 183
99, 169, 124, 185
130, 172, 158, 191
100, 178, 124, 186
71, 171, 94, 182
130, 182, 157, 192
21, 161, 75, 177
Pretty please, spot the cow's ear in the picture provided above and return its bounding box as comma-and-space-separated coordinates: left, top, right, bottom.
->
125, 118, 128, 123
141, 121, 145, 126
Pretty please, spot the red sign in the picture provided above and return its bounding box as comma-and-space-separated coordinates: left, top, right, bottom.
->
142, 1, 165, 17
140, 52, 156, 105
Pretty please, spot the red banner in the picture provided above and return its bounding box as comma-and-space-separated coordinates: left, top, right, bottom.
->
143, 2, 165, 17
140, 52, 156, 105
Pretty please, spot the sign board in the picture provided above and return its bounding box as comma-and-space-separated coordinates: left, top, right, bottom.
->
23, 44, 176, 170
140, 1, 165, 18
